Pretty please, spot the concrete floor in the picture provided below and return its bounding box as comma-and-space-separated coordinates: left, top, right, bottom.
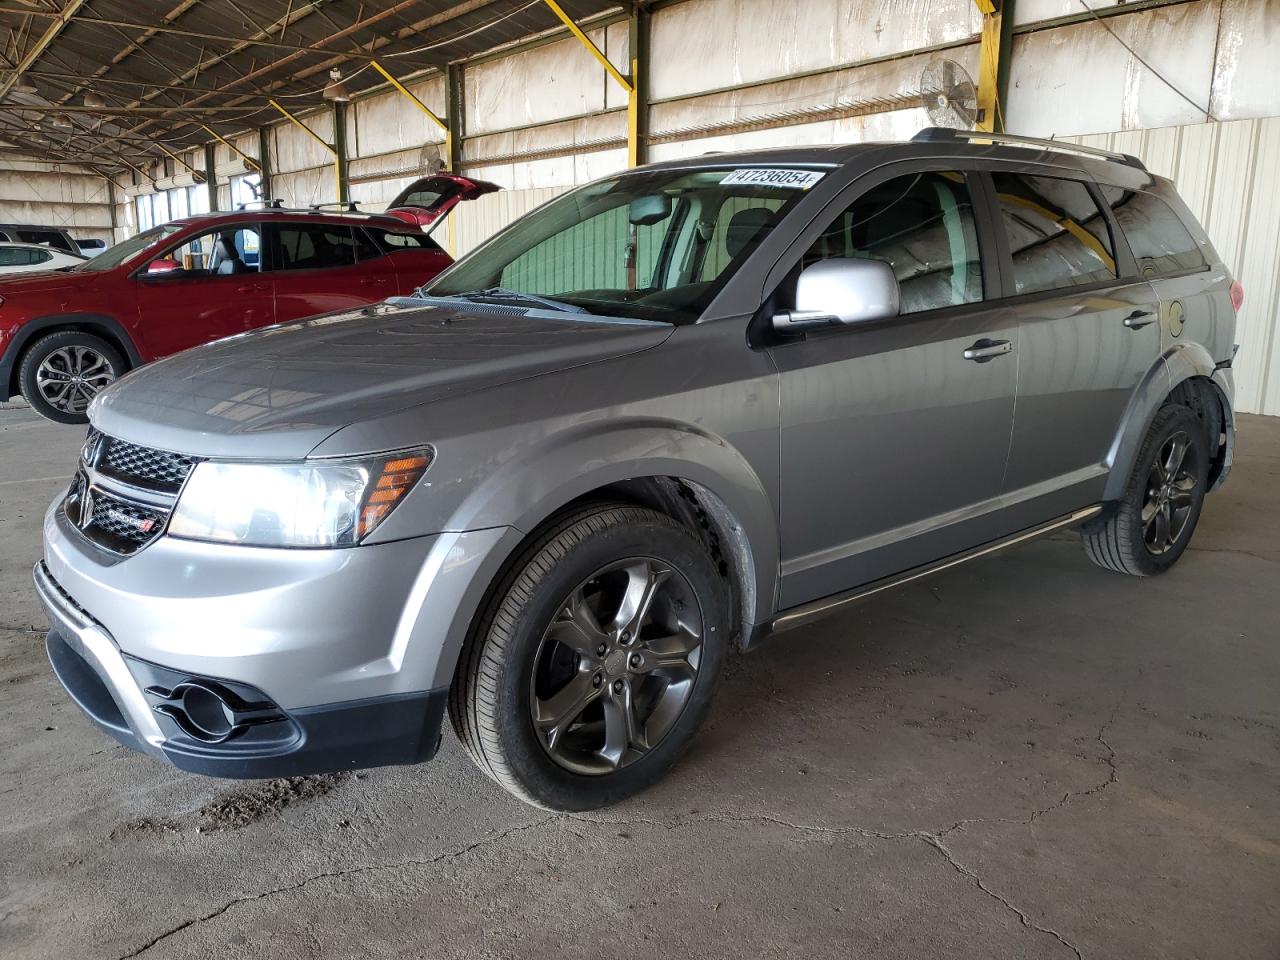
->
1, 403, 1277, 960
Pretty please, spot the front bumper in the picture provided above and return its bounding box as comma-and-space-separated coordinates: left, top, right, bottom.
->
36, 562, 448, 777
38, 491, 514, 778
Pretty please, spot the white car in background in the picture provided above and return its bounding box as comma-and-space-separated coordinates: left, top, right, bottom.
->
0, 242, 86, 274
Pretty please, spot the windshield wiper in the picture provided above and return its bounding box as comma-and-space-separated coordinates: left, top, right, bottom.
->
430, 286, 589, 314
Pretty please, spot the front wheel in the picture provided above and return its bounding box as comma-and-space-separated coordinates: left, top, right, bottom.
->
18, 331, 125, 424
1083, 403, 1209, 576
449, 503, 729, 810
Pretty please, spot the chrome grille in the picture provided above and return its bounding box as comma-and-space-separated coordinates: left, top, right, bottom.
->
97, 435, 196, 493
90, 493, 166, 549
65, 428, 192, 556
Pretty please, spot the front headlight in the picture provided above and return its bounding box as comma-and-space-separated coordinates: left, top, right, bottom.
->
168, 449, 433, 548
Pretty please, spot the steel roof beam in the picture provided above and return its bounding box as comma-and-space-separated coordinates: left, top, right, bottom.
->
0, 0, 87, 101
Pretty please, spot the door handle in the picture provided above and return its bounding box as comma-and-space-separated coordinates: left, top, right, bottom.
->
963, 339, 1013, 362
236, 282, 265, 293
359, 277, 389, 286
1123, 309, 1157, 329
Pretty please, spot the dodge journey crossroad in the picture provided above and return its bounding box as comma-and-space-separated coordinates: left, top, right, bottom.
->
37, 129, 1240, 810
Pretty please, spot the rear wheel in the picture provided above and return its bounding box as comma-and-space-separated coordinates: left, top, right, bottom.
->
449, 503, 729, 810
1083, 403, 1209, 576
18, 331, 124, 424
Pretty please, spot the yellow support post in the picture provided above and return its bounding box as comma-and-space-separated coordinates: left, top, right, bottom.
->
370, 59, 454, 172
974, 0, 1012, 133
267, 100, 341, 202
627, 58, 640, 167
201, 124, 263, 172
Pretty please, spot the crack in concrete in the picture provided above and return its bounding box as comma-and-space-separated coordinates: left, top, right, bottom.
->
113, 709, 1124, 960
570, 705, 1124, 960
572, 810, 1085, 958
115, 817, 555, 959
921, 832, 1084, 960
1186, 545, 1280, 564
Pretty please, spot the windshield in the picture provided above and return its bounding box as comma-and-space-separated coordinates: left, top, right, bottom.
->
425, 167, 824, 324
73, 224, 184, 272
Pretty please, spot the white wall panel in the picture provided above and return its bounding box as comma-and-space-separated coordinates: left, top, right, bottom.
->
465, 21, 629, 136
1006, 3, 1220, 136
0, 163, 114, 242
350, 76, 448, 158
649, 0, 980, 101
1071, 117, 1280, 415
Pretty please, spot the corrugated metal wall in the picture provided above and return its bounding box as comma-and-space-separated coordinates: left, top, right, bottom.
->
1069, 119, 1280, 415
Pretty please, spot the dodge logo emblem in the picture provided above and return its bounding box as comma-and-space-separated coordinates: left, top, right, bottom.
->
77, 489, 95, 529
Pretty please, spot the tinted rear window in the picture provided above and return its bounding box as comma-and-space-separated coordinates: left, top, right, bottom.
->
274, 225, 358, 270
991, 173, 1117, 295
16, 229, 74, 253
1098, 186, 1208, 277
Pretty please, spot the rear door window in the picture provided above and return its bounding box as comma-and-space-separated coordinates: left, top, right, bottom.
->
273, 224, 358, 271
991, 173, 1117, 295
1098, 186, 1207, 277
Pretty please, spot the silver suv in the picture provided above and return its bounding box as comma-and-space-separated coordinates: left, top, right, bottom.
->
37, 130, 1240, 810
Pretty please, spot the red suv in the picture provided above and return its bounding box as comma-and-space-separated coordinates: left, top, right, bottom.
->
0, 174, 497, 423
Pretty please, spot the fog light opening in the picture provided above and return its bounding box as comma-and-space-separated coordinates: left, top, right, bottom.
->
179, 683, 237, 742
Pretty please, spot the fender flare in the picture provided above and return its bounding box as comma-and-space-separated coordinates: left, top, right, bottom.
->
442, 418, 779, 636
2, 313, 142, 397
1103, 342, 1230, 500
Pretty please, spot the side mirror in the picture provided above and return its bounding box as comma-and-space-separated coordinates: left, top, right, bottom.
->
772, 258, 899, 332
144, 258, 182, 276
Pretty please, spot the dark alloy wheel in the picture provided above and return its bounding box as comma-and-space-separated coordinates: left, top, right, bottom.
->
18, 331, 125, 424
530, 556, 704, 776
1083, 402, 1210, 576
1140, 429, 1202, 556
450, 502, 729, 810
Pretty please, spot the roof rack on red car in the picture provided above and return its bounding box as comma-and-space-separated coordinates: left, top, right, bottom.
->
235, 199, 285, 210
310, 201, 360, 212
912, 127, 1147, 171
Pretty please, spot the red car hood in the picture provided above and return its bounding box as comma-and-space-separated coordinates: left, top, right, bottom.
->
0, 269, 90, 295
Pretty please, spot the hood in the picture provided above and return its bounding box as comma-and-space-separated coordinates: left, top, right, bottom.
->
0, 269, 89, 295
91, 299, 672, 459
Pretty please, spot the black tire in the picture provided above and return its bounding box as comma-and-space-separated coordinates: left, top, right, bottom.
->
1082, 403, 1209, 576
449, 502, 730, 811
18, 330, 125, 424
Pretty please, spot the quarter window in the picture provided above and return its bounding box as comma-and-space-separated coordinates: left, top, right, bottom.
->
799, 170, 983, 314
992, 173, 1116, 294
367, 227, 443, 253
1098, 186, 1207, 277
274, 225, 358, 271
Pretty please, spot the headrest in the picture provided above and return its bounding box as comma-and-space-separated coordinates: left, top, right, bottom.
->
725, 207, 774, 258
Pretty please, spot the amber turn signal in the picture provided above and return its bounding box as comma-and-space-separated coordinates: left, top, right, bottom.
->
357, 450, 433, 539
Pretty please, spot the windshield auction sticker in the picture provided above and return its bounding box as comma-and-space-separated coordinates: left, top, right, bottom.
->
720, 168, 825, 190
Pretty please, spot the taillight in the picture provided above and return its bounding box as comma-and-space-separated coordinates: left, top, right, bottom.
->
1229, 280, 1244, 313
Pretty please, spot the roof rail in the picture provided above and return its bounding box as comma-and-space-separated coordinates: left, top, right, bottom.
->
911, 127, 1146, 171
310, 201, 360, 212
235, 198, 285, 210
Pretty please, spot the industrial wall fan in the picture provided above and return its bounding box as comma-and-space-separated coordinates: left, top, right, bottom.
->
919, 59, 979, 130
